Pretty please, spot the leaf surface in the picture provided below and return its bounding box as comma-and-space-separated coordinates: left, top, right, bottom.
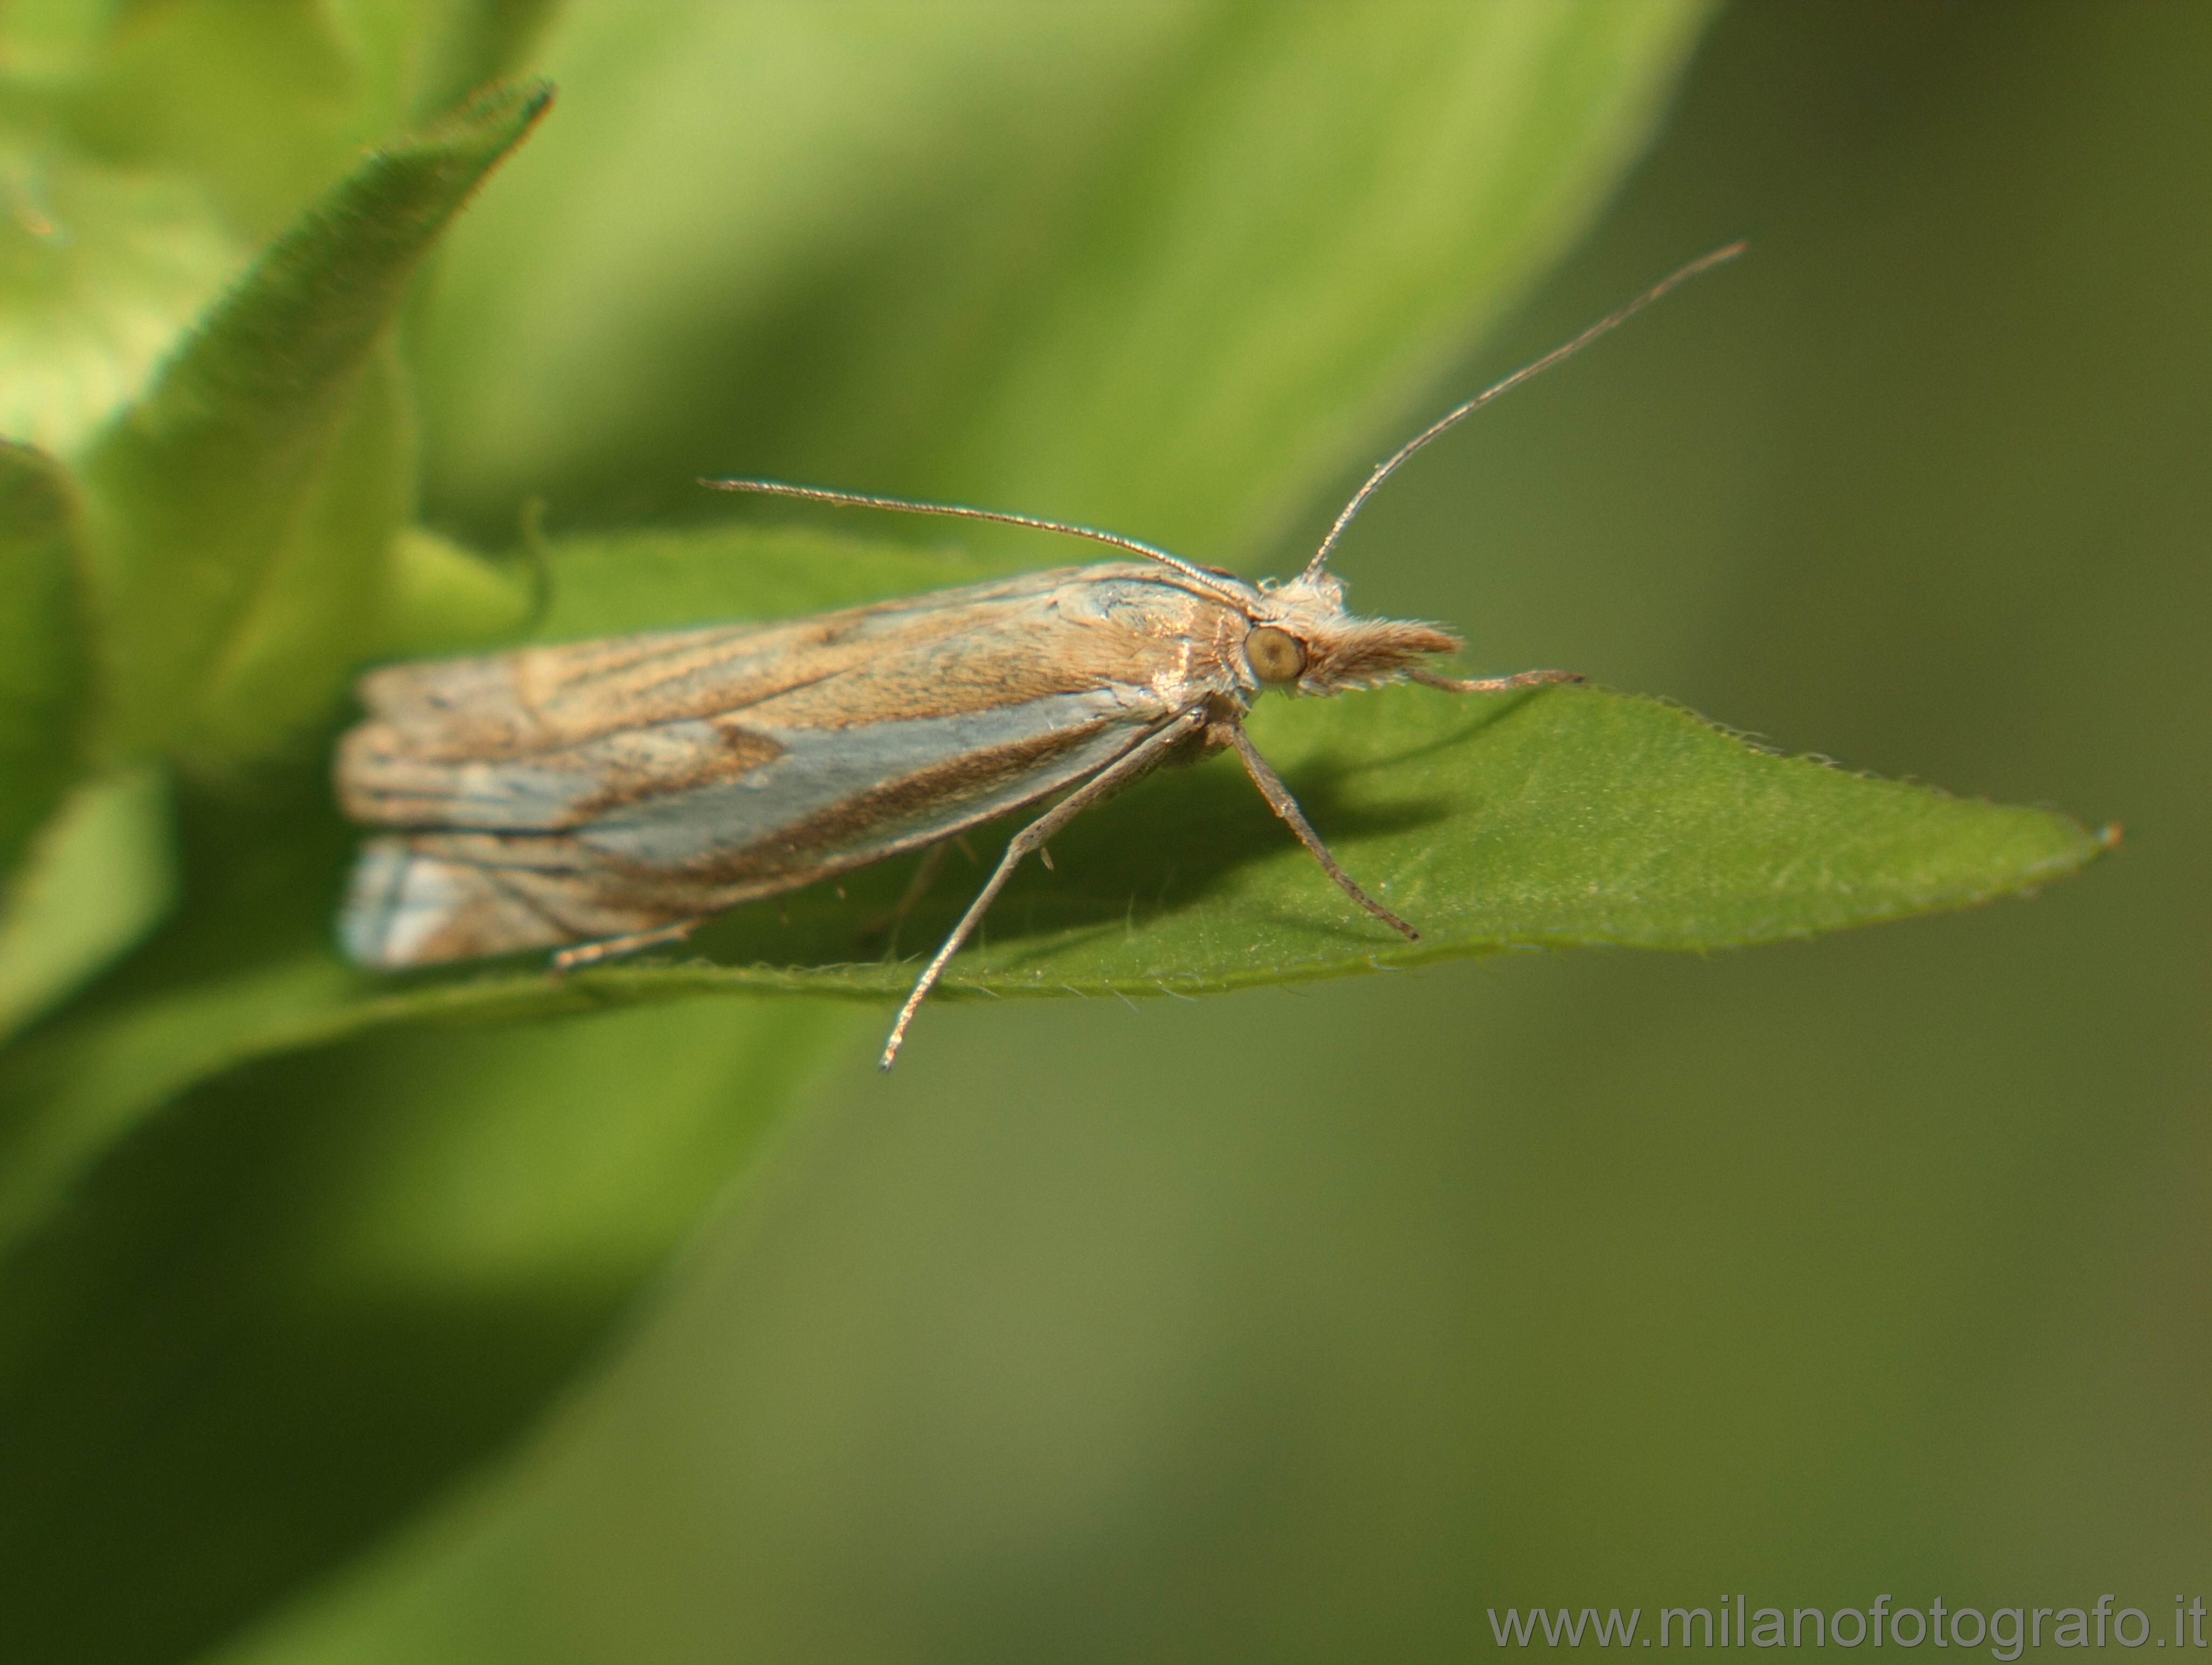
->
0, 443, 88, 880
0, 768, 174, 1043
0, 524, 2111, 1265
78, 79, 550, 762
0, 994, 860, 1665
418, 1, 1715, 560
176, 660, 2121, 1018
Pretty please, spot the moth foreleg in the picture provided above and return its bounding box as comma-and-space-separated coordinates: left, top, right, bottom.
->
1407, 665, 1582, 694
1226, 724, 1419, 942
879, 709, 1207, 1071
550, 917, 706, 973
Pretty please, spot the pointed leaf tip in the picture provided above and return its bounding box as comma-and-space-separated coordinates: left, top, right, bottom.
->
404, 76, 556, 159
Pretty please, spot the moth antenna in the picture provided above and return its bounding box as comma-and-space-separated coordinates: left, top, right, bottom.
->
704, 477, 1247, 603
1300, 240, 1747, 584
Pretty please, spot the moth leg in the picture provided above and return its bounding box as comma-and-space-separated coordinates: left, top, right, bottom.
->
1226, 724, 1420, 942
1408, 665, 1582, 693
880, 709, 1206, 1070
860, 840, 953, 947
550, 918, 704, 973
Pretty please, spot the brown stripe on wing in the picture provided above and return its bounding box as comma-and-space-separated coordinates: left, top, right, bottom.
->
563, 719, 786, 821
348, 565, 1236, 760
335, 711, 790, 829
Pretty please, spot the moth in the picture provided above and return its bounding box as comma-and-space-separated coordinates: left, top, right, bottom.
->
337, 247, 1739, 1067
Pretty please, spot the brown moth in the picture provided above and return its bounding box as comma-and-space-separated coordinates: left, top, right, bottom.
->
337, 246, 1740, 1066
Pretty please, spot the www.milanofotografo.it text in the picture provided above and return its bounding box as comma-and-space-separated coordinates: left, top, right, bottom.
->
1488, 1597, 2210, 1656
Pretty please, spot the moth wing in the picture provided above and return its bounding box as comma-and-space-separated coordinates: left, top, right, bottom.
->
340, 565, 1210, 827
336, 564, 1251, 968
340, 696, 1164, 967
346, 565, 1148, 760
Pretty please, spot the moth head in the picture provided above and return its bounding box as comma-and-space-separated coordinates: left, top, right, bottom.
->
1244, 572, 1462, 696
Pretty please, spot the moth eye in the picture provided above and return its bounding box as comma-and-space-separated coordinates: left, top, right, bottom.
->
1245, 625, 1307, 684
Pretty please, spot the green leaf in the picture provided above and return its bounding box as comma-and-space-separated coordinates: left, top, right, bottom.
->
418, 1, 1714, 557
30, 0, 556, 242
0, 436, 174, 1040
0, 767, 174, 1044
0, 994, 861, 1665
0, 0, 108, 86
0, 144, 244, 455
0, 523, 2110, 1264
0, 441, 88, 879
78, 78, 551, 764
515, 677, 2110, 1011
398, 0, 565, 126
359, 525, 538, 664
58, 0, 416, 238
931, 2, 1726, 557
195, 639, 2119, 1017
500, 528, 2114, 1007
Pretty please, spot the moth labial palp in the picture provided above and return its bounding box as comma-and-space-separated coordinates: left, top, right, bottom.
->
333, 243, 1744, 1067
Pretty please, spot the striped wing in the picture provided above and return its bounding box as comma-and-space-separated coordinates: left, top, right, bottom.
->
337, 564, 1247, 967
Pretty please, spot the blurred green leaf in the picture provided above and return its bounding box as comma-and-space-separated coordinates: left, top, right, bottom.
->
419, 1, 1715, 555
39, 0, 562, 235
0, 767, 173, 1044
526, 522, 1002, 639
393, 0, 565, 127
0, 0, 109, 87
78, 78, 550, 764
360, 525, 538, 664
934, 2, 1725, 557
59, 0, 409, 237
0, 2, 554, 468
0, 143, 243, 455
0, 441, 88, 878
0, 994, 861, 1665
175, 340, 417, 756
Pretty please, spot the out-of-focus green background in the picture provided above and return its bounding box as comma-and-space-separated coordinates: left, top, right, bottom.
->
0, 1, 2195, 1660
202, 3, 2206, 1661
